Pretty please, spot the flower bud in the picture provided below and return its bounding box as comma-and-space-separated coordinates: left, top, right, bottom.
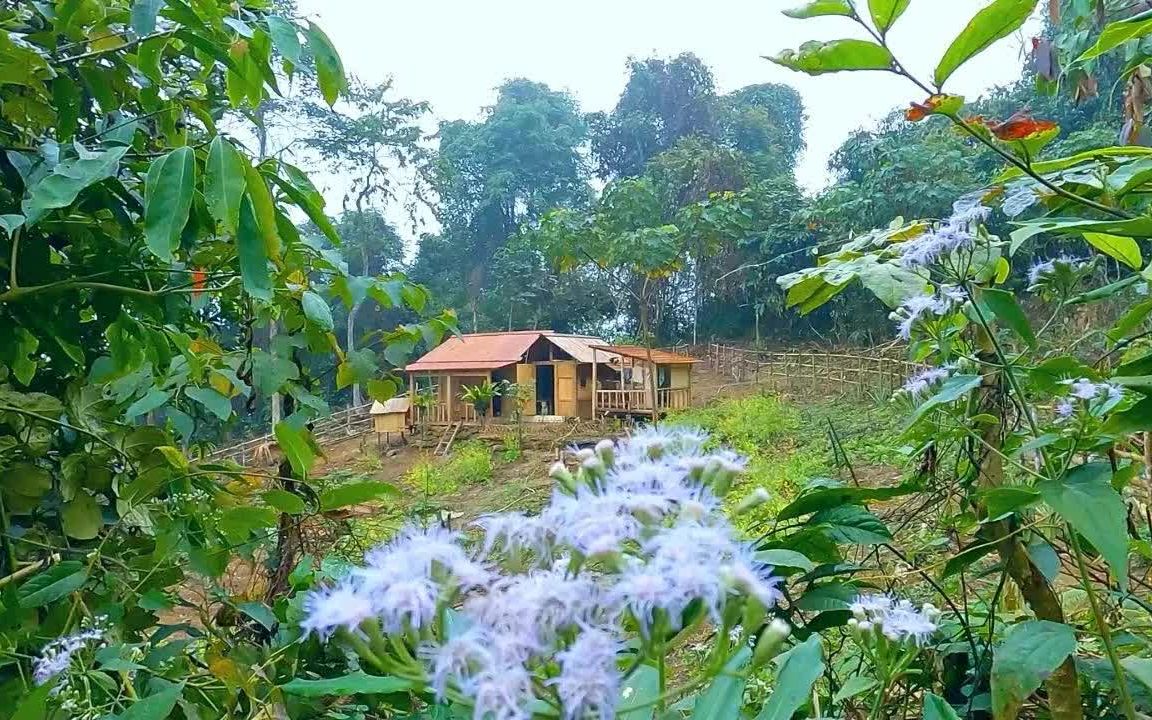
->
742, 596, 767, 632
595, 439, 615, 467
575, 448, 596, 462
549, 462, 576, 492
752, 618, 791, 668
735, 488, 771, 515
580, 456, 606, 483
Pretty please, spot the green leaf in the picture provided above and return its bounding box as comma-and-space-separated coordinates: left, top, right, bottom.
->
1011, 216, 1152, 255
981, 486, 1040, 518
0, 214, 25, 235
942, 540, 998, 578
1084, 232, 1143, 269
266, 15, 303, 66
301, 291, 334, 331
769, 39, 894, 75
185, 386, 232, 421
118, 684, 183, 720
319, 481, 400, 511
783, 0, 853, 18
834, 676, 879, 704
923, 693, 961, 720
12, 680, 55, 720
23, 146, 128, 226
811, 505, 892, 545
265, 171, 341, 246
204, 137, 246, 234
991, 620, 1076, 720
868, 0, 911, 32
1078, 15, 1152, 62
618, 665, 660, 718
366, 378, 398, 402
218, 507, 278, 541
1109, 299, 1152, 342
795, 582, 857, 611
778, 484, 915, 520
125, 388, 172, 418
262, 489, 307, 514
144, 147, 196, 260
1123, 656, 1152, 693
755, 635, 824, 720
61, 492, 102, 540
1107, 396, 1152, 434
913, 375, 983, 421
754, 549, 816, 572
934, 0, 1038, 87
976, 287, 1037, 347
280, 672, 412, 696
244, 162, 281, 258
18, 560, 87, 607
305, 22, 347, 106
238, 600, 278, 630
274, 422, 315, 477
130, 0, 165, 35
1039, 462, 1129, 588
692, 648, 751, 720
237, 195, 272, 300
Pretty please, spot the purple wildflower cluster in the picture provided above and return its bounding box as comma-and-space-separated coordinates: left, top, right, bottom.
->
901, 365, 954, 399
848, 594, 939, 646
1027, 255, 1086, 287
301, 428, 782, 720
892, 286, 966, 340
898, 198, 990, 269
33, 620, 107, 686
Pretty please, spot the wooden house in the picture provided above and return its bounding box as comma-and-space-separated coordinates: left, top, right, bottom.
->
404, 331, 699, 425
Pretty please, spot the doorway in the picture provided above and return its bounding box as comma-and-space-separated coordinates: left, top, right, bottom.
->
535, 364, 555, 415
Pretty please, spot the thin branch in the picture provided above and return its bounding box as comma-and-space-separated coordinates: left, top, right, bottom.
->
58, 30, 175, 65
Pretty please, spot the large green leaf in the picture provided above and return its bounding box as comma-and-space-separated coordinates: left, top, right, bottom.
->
770, 39, 894, 75
783, 0, 853, 18
125, 388, 172, 418
319, 481, 400, 511
1039, 462, 1129, 588
130, 0, 165, 35
617, 665, 660, 718
204, 137, 246, 234
755, 635, 824, 720
869, 0, 911, 32
912, 375, 983, 421
1105, 396, 1152, 434
1084, 232, 1142, 269
18, 560, 88, 607
778, 484, 915, 520
301, 291, 334, 331
990, 620, 1076, 720
275, 421, 315, 477
811, 505, 892, 545
795, 582, 858, 611
266, 15, 303, 67
754, 549, 816, 572
61, 492, 103, 540
144, 146, 196, 260
185, 386, 232, 421
262, 489, 307, 514
117, 684, 184, 720
305, 22, 347, 106
1123, 656, 1152, 693
266, 171, 340, 246
934, 0, 1038, 87
244, 162, 281, 257
237, 195, 272, 300
23, 146, 129, 225
12, 681, 55, 720
976, 287, 1036, 347
997, 146, 1152, 183
1011, 215, 1152, 254
923, 693, 961, 720
1078, 15, 1152, 62
691, 648, 751, 720
280, 672, 412, 696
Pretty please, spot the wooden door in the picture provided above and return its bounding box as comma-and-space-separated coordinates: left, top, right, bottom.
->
515, 364, 536, 416
554, 361, 577, 417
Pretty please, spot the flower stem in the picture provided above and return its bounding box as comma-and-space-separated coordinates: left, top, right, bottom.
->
1068, 530, 1136, 720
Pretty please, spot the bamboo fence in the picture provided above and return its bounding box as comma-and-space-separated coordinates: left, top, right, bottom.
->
704, 343, 918, 399
206, 402, 374, 465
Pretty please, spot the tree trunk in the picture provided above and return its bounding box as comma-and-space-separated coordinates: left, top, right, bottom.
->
974, 328, 1083, 720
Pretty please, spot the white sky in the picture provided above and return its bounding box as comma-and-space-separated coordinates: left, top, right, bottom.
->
298, 0, 1039, 238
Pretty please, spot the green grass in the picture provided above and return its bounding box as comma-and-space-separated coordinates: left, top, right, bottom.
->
667, 391, 904, 530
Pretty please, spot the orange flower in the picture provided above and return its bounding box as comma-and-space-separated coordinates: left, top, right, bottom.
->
192, 269, 206, 298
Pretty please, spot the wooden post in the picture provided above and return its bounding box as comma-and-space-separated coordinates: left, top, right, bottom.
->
446, 374, 454, 422
592, 348, 598, 418
687, 363, 692, 406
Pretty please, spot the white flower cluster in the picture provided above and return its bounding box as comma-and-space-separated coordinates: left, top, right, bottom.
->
33, 617, 108, 686
1028, 255, 1087, 287
898, 198, 990, 270
901, 365, 955, 399
892, 286, 966, 340
301, 427, 783, 720
848, 595, 939, 646
1064, 378, 1123, 405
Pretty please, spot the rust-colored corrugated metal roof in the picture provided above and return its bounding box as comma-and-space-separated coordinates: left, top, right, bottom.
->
405, 331, 544, 372
589, 345, 701, 365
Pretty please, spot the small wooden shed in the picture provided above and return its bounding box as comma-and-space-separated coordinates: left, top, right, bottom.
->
370, 397, 411, 444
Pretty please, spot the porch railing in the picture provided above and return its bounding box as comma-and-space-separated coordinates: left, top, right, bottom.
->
413, 402, 479, 425
596, 387, 691, 414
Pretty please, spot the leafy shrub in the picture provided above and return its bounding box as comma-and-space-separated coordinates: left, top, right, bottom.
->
444, 440, 494, 485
